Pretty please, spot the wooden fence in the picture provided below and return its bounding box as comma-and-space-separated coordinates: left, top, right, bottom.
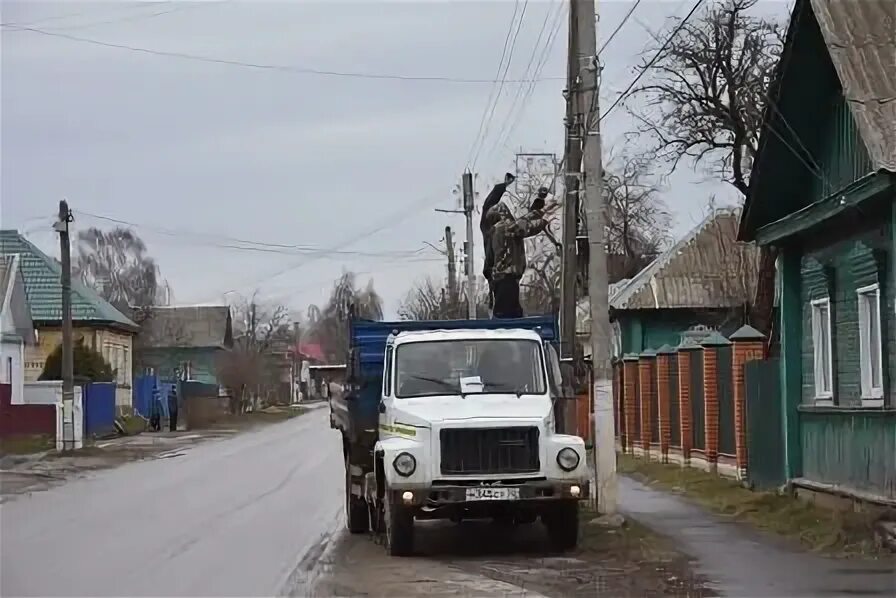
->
614, 325, 766, 479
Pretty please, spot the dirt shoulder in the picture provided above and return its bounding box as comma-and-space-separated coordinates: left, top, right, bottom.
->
309, 506, 710, 597
0, 405, 309, 501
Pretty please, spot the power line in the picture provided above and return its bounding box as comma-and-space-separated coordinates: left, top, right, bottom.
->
486, 1, 566, 165
599, 0, 706, 125
5, 26, 565, 84
470, 1, 531, 170
0, 2, 172, 28
37, 2, 223, 32
72, 209, 433, 258
598, 0, 643, 57
465, 1, 522, 169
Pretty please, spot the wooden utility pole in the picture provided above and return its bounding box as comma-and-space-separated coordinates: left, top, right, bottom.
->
461, 172, 476, 319
445, 226, 458, 314
576, 0, 617, 514
560, 3, 584, 360
55, 200, 75, 451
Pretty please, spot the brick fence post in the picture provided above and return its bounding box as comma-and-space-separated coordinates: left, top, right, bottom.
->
701, 331, 731, 474
623, 353, 639, 454
729, 325, 767, 480
656, 345, 675, 464
638, 349, 656, 457
677, 337, 701, 466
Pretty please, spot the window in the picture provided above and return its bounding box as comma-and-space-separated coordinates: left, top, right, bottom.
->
811, 298, 834, 401
394, 339, 546, 398
857, 284, 883, 404
6, 357, 12, 384
383, 345, 393, 397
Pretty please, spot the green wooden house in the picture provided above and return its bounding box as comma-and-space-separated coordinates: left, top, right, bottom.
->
609, 208, 759, 358
134, 305, 233, 385
739, 0, 896, 503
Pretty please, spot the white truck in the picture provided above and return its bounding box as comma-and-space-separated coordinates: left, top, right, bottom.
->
334, 315, 589, 556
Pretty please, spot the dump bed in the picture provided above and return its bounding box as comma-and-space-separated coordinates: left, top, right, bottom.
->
333, 315, 558, 443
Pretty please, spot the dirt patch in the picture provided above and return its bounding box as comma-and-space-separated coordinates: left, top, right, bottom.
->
619, 454, 891, 557
308, 506, 710, 597
0, 434, 54, 456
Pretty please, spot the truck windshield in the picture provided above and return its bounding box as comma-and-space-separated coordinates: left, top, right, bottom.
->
394, 339, 546, 398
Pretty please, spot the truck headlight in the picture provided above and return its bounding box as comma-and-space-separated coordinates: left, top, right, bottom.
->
556, 447, 580, 472
392, 452, 416, 477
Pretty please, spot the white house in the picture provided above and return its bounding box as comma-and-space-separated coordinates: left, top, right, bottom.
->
0, 254, 35, 402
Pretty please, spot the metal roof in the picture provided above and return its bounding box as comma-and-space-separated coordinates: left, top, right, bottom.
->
811, 0, 896, 173
135, 305, 233, 349
610, 208, 760, 311
0, 230, 138, 330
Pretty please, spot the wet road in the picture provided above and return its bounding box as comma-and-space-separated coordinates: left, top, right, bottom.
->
1, 409, 344, 597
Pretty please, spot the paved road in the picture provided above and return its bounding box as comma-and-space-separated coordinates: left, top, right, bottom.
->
1, 409, 344, 597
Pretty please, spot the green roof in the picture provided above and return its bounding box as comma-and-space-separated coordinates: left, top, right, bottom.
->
0, 230, 138, 331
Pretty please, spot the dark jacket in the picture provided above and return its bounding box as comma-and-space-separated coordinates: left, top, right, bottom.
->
480, 182, 511, 281
484, 203, 548, 280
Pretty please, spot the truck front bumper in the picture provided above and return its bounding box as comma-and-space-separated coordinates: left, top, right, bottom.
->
390, 480, 589, 507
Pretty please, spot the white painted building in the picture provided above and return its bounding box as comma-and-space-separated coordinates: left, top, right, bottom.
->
0, 254, 35, 402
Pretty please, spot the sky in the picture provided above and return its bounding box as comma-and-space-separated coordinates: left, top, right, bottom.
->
1, 0, 789, 318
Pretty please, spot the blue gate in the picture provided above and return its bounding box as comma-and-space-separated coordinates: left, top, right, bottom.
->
83, 382, 117, 437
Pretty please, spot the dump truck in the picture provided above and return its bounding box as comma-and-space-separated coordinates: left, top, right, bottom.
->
331, 315, 590, 556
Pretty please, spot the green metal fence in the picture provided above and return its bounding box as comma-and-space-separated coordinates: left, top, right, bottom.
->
745, 358, 786, 489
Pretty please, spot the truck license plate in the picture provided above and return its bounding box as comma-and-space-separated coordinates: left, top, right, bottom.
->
465, 487, 520, 501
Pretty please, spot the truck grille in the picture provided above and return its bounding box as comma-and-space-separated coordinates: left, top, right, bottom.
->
440, 427, 540, 475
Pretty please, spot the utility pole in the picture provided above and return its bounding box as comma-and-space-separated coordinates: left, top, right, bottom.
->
576, 0, 617, 514
54, 200, 75, 451
461, 172, 477, 319
560, 4, 585, 360
445, 226, 458, 314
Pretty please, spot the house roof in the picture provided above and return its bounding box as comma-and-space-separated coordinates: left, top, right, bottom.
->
0, 254, 36, 344
810, 0, 896, 173
0, 230, 138, 331
135, 305, 232, 349
609, 208, 759, 311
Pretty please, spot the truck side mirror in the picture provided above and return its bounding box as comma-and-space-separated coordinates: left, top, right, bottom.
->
378, 400, 386, 414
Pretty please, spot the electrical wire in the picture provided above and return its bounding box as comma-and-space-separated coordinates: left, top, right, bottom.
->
0, 2, 172, 28
486, 1, 567, 165
72, 209, 434, 259
599, 0, 706, 125
470, 1, 531, 170
465, 1, 522, 169
5, 25, 564, 84
598, 0, 643, 57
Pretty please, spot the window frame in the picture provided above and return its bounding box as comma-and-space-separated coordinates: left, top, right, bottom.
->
810, 297, 834, 402
383, 345, 393, 397
856, 283, 884, 406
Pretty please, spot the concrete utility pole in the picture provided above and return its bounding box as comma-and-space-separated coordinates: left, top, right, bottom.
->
54, 200, 75, 451
461, 172, 477, 319
445, 226, 458, 313
576, 0, 617, 514
560, 4, 585, 360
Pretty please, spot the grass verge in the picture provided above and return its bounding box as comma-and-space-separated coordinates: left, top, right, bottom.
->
618, 453, 889, 557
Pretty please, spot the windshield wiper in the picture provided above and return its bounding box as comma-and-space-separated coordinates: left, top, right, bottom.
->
484, 384, 524, 398
403, 375, 459, 393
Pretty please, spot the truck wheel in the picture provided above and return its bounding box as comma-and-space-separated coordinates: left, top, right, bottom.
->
384, 490, 414, 556
345, 455, 368, 534
545, 501, 579, 551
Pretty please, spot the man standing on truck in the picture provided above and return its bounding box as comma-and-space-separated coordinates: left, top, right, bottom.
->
480, 172, 516, 308
483, 193, 559, 318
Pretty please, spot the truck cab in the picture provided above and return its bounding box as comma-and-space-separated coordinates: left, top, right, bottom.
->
336, 315, 589, 557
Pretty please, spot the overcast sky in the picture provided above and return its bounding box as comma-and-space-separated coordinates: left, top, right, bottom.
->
1, 0, 788, 317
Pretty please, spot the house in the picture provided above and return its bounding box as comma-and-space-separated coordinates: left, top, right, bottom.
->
0, 254, 36, 402
134, 305, 233, 385
0, 230, 139, 409
609, 208, 760, 358
738, 0, 896, 503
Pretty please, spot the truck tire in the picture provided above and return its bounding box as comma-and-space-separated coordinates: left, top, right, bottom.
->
545, 501, 579, 551
345, 455, 368, 534
384, 490, 414, 556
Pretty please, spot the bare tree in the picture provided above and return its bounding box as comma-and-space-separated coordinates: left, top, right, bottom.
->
627, 0, 784, 338
74, 227, 169, 309
217, 292, 290, 413
306, 272, 384, 362
627, 0, 784, 194
399, 276, 490, 321
603, 153, 672, 281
